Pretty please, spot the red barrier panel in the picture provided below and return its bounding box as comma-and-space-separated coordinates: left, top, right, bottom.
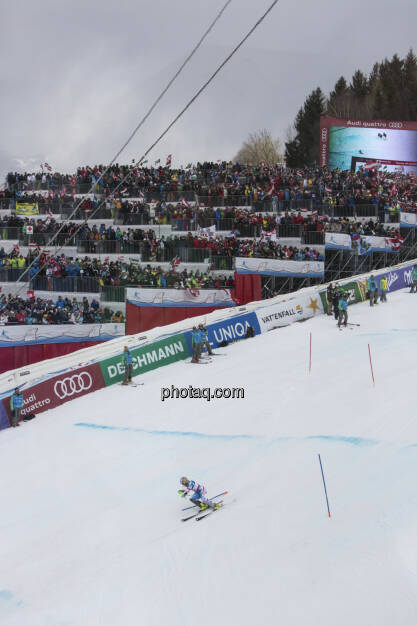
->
126, 303, 225, 334
2, 361, 106, 424
0, 341, 103, 375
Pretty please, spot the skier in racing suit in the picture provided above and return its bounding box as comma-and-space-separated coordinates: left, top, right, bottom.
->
179, 477, 216, 510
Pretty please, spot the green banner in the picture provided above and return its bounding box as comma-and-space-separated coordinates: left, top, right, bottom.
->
319, 281, 364, 313
99, 334, 189, 386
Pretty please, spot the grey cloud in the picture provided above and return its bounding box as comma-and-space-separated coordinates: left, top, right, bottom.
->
1, 0, 416, 178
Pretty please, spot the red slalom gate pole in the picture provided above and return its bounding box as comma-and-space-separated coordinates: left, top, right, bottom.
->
368, 343, 375, 386
309, 332, 312, 374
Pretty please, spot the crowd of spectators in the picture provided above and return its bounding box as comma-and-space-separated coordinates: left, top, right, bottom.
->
3, 162, 417, 213
0, 293, 124, 326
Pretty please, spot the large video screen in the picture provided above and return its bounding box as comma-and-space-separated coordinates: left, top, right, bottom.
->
320, 116, 417, 174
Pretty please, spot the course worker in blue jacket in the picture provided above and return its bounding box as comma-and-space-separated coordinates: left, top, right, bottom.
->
191, 326, 204, 363
367, 274, 378, 307
337, 294, 348, 328
10, 387, 23, 427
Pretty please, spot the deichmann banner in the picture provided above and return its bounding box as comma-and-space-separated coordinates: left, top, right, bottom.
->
15, 202, 39, 216
235, 257, 324, 278
1, 362, 105, 429
255, 295, 323, 332
99, 334, 189, 386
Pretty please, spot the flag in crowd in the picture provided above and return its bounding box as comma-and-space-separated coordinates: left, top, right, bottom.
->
166, 154, 172, 167
198, 224, 216, 239
170, 256, 181, 270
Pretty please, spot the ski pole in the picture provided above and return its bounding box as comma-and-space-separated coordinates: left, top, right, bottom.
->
318, 454, 331, 518
368, 343, 375, 386
309, 332, 312, 374
182, 490, 228, 510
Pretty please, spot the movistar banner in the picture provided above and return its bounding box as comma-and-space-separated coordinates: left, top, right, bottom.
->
16, 202, 39, 216
100, 334, 189, 386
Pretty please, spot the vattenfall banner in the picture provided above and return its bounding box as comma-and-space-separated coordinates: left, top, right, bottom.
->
99, 334, 189, 386
255, 295, 323, 332
1, 362, 105, 428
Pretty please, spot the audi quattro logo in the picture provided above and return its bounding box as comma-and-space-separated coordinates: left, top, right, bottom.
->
388, 122, 403, 129
321, 128, 328, 141
54, 372, 93, 399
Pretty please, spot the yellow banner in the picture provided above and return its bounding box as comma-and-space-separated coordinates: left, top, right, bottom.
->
16, 202, 39, 216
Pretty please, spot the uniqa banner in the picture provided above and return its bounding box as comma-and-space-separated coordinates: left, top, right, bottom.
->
183, 312, 261, 353
99, 334, 189, 386
235, 257, 324, 278
15, 202, 39, 216
325, 232, 352, 250
255, 295, 323, 332
1, 362, 105, 429
126, 288, 235, 308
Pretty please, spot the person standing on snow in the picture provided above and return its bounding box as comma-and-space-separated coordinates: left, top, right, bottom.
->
10, 387, 23, 427
122, 345, 133, 385
179, 477, 220, 511
410, 265, 417, 293
326, 283, 335, 316
337, 293, 348, 328
379, 275, 388, 302
191, 326, 203, 363
367, 274, 378, 306
198, 323, 213, 356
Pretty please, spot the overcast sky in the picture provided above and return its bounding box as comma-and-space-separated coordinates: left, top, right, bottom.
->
1, 0, 416, 178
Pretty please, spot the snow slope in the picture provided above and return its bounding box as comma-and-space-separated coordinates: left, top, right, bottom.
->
1, 289, 417, 626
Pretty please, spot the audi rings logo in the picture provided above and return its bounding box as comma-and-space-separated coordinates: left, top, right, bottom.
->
389, 122, 403, 129
54, 372, 93, 400
321, 128, 328, 141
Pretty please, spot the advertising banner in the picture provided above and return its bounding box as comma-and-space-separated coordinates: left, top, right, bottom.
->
183, 312, 261, 352
99, 334, 189, 386
255, 295, 323, 332
235, 257, 324, 278
351, 235, 402, 255
325, 233, 352, 250
15, 202, 39, 216
319, 281, 364, 313
0, 323, 125, 347
1, 362, 105, 426
400, 213, 417, 227
126, 288, 236, 308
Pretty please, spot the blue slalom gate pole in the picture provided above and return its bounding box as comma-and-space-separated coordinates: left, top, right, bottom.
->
318, 454, 331, 518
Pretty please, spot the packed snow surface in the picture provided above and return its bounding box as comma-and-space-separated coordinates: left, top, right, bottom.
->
1, 289, 417, 626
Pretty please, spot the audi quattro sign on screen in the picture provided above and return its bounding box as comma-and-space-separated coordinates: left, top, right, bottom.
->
2, 362, 105, 422
320, 116, 417, 173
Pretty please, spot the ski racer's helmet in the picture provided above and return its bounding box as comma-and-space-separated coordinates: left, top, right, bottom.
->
180, 476, 189, 487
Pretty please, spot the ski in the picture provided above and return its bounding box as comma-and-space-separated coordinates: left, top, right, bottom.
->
201, 353, 226, 358
347, 323, 361, 327
182, 491, 228, 511
196, 503, 224, 521
120, 382, 144, 387
189, 359, 212, 364
181, 501, 223, 522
